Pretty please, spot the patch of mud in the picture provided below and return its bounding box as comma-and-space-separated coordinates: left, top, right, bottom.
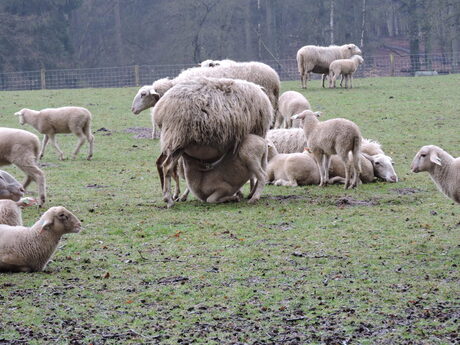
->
262, 194, 311, 201
157, 276, 189, 285
86, 184, 109, 189
336, 196, 379, 207
392, 187, 421, 195
95, 127, 112, 136
124, 127, 153, 139
39, 162, 60, 168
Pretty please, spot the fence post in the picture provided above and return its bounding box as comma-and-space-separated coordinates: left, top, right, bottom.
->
389, 54, 395, 76
134, 65, 140, 86
40, 68, 46, 89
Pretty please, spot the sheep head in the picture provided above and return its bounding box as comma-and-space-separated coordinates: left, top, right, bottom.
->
131, 85, 160, 115
14, 109, 27, 125
291, 110, 321, 122
39, 206, 81, 234
362, 153, 398, 182
411, 145, 442, 173
345, 44, 362, 56
0, 170, 25, 202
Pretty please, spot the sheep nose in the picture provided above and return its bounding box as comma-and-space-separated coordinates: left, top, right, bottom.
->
390, 175, 398, 182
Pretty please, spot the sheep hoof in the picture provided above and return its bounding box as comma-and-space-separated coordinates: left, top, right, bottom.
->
247, 197, 259, 205
87, 155, 93, 161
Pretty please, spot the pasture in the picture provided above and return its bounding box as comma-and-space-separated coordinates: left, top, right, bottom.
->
0, 75, 459, 344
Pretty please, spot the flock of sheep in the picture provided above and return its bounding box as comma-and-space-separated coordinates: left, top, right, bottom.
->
0, 43, 458, 274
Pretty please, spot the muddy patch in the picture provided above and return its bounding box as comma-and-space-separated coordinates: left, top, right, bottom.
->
39, 162, 60, 168
336, 196, 379, 207
95, 127, 112, 136
124, 127, 153, 139
392, 187, 421, 195
262, 194, 312, 202
86, 184, 109, 189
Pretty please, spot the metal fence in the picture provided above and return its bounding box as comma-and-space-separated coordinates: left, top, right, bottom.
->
0, 52, 458, 91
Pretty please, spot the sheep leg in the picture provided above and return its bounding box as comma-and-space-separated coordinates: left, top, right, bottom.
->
179, 188, 190, 202
247, 144, 268, 204
85, 131, 94, 160
274, 179, 298, 187
323, 155, 331, 184
340, 75, 344, 87
48, 134, 65, 160
312, 151, 326, 187
328, 176, 346, 184
340, 153, 353, 189
350, 74, 353, 89
72, 133, 86, 160
161, 150, 182, 208
22, 176, 33, 190
17, 163, 46, 206
206, 186, 241, 203
39, 135, 49, 159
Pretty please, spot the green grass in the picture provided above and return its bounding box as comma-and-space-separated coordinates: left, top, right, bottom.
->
0, 75, 459, 344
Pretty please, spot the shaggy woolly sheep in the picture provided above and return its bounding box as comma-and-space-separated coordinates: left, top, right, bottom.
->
292, 110, 361, 189
0, 128, 46, 205
411, 145, 460, 203
276, 91, 311, 128
0, 170, 25, 202
0, 206, 81, 272
296, 43, 362, 89
153, 77, 273, 207
266, 128, 307, 154
329, 55, 364, 89
15, 107, 94, 160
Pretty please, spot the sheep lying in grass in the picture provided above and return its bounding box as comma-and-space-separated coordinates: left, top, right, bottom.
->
292, 110, 361, 189
200, 59, 237, 67
0, 206, 81, 272
15, 107, 94, 160
154, 77, 273, 207
0, 128, 46, 206
411, 145, 460, 203
0, 170, 25, 202
329, 55, 364, 89
266, 128, 307, 154
0, 198, 37, 226
297, 43, 362, 88
276, 91, 311, 128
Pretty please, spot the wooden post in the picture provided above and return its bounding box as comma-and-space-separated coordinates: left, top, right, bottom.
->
40, 68, 46, 89
390, 54, 395, 76
134, 65, 140, 86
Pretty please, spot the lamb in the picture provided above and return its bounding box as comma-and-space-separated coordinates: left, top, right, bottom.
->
329, 55, 364, 89
276, 91, 311, 128
200, 59, 237, 67
0, 170, 25, 202
0, 206, 81, 272
153, 77, 273, 207
266, 128, 307, 154
296, 43, 362, 89
0, 198, 37, 226
411, 145, 460, 203
292, 110, 361, 189
15, 107, 94, 160
0, 128, 46, 205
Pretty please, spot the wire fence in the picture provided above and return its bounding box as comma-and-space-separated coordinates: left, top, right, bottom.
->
0, 52, 458, 91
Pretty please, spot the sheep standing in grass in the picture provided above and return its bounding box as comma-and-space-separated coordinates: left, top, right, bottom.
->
296, 44, 362, 89
153, 77, 273, 207
266, 128, 307, 154
0, 128, 46, 206
329, 55, 364, 89
276, 91, 311, 128
411, 145, 460, 203
0, 206, 81, 272
292, 110, 361, 189
15, 107, 94, 160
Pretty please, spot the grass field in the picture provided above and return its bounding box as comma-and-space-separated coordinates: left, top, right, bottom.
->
0, 75, 459, 345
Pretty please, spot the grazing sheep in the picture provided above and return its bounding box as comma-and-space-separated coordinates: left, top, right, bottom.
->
266, 128, 307, 154
0, 206, 81, 272
0, 198, 37, 226
200, 59, 237, 67
296, 43, 362, 88
0, 170, 25, 202
15, 107, 94, 160
153, 77, 273, 207
292, 110, 361, 189
411, 145, 460, 203
0, 128, 46, 206
276, 91, 311, 128
329, 55, 364, 89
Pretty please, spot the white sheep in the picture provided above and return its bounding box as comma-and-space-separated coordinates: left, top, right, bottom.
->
276, 91, 311, 128
266, 128, 307, 154
15, 107, 94, 160
296, 43, 362, 89
153, 77, 273, 207
0, 198, 37, 226
0, 206, 81, 272
0, 128, 46, 206
292, 110, 361, 189
411, 145, 460, 203
329, 55, 364, 89
200, 59, 237, 67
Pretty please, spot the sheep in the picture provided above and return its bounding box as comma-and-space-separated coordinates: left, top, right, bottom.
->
0, 198, 37, 226
296, 43, 362, 89
0, 170, 25, 202
276, 91, 311, 128
0, 128, 46, 206
329, 55, 364, 89
153, 77, 273, 207
200, 59, 237, 67
14, 107, 94, 161
266, 128, 307, 154
292, 110, 361, 189
0, 206, 81, 272
411, 145, 460, 203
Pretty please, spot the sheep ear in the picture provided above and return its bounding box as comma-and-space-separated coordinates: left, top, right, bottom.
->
429, 151, 442, 166
149, 89, 160, 101
362, 153, 374, 162
39, 216, 54, 233
291, 113, 305, 120
313, 111, 322, 117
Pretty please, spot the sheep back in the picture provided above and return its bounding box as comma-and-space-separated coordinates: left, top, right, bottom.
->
32, 107, 92, 134
0, 127, 40, 165
266, 128, 307, 154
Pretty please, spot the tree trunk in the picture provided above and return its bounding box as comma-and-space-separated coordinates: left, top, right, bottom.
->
408, 0, 420, 74
113, 0, 125, 65
360, 0, 366, 48
330, 0, 335, 44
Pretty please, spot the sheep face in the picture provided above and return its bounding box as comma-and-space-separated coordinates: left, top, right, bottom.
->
40, 206, 82, 234
291, 110, 321, 122
347, 44, 362, 56
364, 154, 398, 182
0, 170, 25, 201
131, 86, 160, 115
14, 110, 26, 125
411, 145, 442, 173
